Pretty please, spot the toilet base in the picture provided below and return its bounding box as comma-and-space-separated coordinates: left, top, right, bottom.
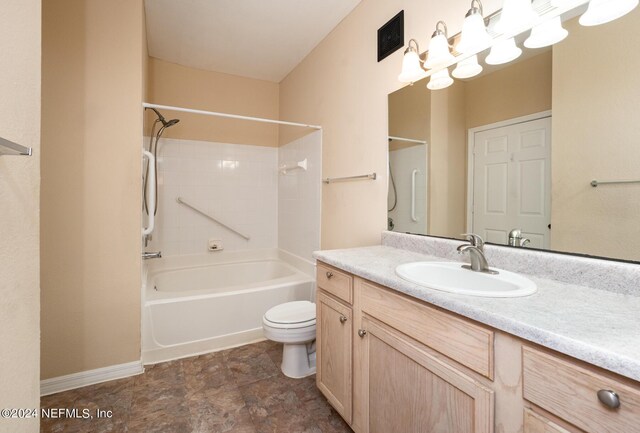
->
281, 342, 316, 378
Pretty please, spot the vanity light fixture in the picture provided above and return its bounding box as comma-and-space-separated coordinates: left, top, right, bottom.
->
579, 0, 639, 26
427, 68, 454, 90
452, 54, 483, 78
398, 39, 427, 84
550, 0, 585, 6
424, 21, 455, 69
524, 16, 569, 48
495, 0, 538, 34
457, 0, 492, 54
485, 37, 522, 65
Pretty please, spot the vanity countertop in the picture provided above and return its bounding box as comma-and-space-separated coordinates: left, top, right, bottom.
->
313, 245, 640, 382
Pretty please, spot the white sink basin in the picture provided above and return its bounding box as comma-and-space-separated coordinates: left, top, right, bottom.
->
395, 262, 537, 298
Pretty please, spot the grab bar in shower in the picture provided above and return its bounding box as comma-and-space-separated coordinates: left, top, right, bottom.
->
411, 169, 419, 222
142, 150, 155, 236
176, 196, 251, 241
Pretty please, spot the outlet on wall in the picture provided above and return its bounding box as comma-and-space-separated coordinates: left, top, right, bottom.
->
208, 239, 223, 251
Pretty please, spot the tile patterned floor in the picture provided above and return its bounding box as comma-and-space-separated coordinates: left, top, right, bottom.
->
40, 340, 352, 433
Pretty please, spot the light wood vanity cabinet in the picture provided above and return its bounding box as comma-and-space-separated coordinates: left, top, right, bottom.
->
316, 292, 352, 424
316, 263, 494, 433
523, 409, 571, 433
359, 279, 494, 379
316, 265, 354, 424
315, 261, 640, 433
317, 262, 353, 304
359, 317, 493, 433
523, 346, 640, 433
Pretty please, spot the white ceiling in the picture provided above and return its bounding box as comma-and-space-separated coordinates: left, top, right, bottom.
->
144, 0, 361, 82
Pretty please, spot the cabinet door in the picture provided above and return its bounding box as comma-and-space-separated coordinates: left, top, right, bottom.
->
359, 317, 494, 433
317, 291, 353, 424
523, 409, 572, 433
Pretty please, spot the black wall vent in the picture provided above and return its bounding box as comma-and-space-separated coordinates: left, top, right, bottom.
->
378, 10, 404, 62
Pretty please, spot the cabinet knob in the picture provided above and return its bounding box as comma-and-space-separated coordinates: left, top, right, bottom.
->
597, 389, 621, 409
326, 271, 333, 279
339, 316, 347, 323
358, 329, 367, 338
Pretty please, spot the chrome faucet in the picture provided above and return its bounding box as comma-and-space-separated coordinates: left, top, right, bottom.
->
462, 233, 485, 250
142, 251, 162, 260
508, 229, 530, 247
457, 234, 498, 274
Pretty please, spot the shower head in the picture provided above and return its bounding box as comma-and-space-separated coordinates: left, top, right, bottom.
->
156, 118, 179, 137
146, 107, 180, 128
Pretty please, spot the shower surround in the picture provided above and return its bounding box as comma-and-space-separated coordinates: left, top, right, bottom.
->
142, 131, 322, 363
150, 138, 279, 255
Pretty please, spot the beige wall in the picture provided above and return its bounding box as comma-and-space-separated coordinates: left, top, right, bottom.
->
466, 51, 552, 129
388, 82, 430, 233
429, 81, 468, 237
387, 77, 468, 239
388, 81, 430, 150
0, 1, 41, 431
551, 16, 640, 260
41, 0, 145, 379
143, 9, 150, 101
146, 57, 279, 147
280, 0, 503, 249
388, 78, 468, 238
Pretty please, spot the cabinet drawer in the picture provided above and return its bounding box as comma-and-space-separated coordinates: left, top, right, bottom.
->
523, 409, 571, 433
523, 346, 640, 433
317, 262, 353, 304
360, 279, 494, 379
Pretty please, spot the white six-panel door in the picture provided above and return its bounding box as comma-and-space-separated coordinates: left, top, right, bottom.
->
471, 116, 551, 249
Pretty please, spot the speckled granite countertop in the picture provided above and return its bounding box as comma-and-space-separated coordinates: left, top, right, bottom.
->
313, 244, 640, 382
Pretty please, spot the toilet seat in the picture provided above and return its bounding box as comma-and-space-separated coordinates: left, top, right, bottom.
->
263, 301, 316, 329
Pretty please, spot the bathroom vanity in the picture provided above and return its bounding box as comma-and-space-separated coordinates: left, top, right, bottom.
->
325, 0, 640, 430
314, 233, 640, 433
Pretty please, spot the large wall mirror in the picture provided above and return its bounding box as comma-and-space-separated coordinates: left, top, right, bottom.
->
388, 5, 640, 262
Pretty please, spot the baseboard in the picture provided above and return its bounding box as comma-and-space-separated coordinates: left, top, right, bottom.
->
40, 360, 144, 396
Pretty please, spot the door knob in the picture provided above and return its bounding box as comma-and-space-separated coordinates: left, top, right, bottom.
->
358, 329, 367, 338
339, 316, 347, 323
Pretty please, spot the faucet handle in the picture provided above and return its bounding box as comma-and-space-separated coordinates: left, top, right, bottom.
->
461, 233, 484, 250
457, 243, 474, 253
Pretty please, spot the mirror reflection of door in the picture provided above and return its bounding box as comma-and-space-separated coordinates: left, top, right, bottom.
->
386, 7, 640, 262
388, 137, 427, 233
469, 114, 551, 249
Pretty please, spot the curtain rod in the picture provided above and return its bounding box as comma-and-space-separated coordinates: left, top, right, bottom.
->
143, 103, 322, 130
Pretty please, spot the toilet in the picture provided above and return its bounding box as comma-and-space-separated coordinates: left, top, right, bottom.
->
262, 300, 317, 378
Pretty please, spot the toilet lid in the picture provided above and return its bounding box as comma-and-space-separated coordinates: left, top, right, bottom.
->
264, 301, 315, 325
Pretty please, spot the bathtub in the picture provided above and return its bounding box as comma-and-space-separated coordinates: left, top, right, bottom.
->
142, 249, 314, 364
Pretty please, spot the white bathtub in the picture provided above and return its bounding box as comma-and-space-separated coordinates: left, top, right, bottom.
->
142, 249, 314, 364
